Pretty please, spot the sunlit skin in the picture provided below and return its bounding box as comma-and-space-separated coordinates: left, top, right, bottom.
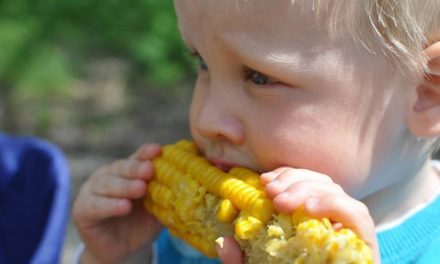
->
72, 1, 440, 263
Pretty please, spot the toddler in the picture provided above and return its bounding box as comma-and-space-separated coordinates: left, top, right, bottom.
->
73, 1, 440, 263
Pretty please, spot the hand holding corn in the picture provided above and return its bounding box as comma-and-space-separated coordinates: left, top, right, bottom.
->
73, 143, 163, 263
144, 140, 374, 264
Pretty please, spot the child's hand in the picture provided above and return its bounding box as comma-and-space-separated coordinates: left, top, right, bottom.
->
73, 143, 162, 263
216, 167, 380, 264
261, 167, 380, 263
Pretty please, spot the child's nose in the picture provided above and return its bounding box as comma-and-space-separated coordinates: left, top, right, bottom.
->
193, 91, 244, 145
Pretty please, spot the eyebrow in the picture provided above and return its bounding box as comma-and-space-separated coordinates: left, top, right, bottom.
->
219, 32, 314, 79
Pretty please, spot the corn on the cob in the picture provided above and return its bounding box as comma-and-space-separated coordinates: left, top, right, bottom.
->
144, 140, 373, 264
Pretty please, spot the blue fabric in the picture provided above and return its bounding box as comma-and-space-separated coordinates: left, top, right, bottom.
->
155, 194, 440, 264
378, 194, 440, 264
156, 229, 220, 264
0, 133, 70, 264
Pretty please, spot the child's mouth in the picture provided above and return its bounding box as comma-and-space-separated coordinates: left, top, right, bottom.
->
208, 158, 235, 172
214, 163, 233, 172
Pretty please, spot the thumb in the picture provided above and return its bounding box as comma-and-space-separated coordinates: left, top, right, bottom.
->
215, 236, 244, 264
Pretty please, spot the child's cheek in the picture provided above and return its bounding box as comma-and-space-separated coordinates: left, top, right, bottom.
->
252, 132, 370, 195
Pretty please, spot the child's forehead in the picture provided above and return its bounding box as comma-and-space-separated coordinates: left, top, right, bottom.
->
175, 0, 328, 46
179, 1, 325, 25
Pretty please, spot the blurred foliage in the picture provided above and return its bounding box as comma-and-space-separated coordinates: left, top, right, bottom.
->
0, 0, 191, 87
0, 0, 194, 134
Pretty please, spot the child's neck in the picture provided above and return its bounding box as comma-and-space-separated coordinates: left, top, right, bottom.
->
364, 159, 440, 230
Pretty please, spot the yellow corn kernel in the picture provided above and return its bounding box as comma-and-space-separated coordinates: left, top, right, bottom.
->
153, 157, 183, 186
291, 207, 312, 226
229, 167, 264, 190
217, 199, 239, 223
144, 200, 180, 228
175, 199, 197, 222
147, 181, 174, 209
175, 139, 198, 153
144, 140, 373, 263
235, 212, 263, 240
219, 176, 274, 222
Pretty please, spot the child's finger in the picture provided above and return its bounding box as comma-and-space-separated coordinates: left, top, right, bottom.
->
263, 168, 334, 199
130, 143, 162, 160
215, 236, 244, 264
75, 195, 132, 223
261, 168, 333, 185
260, 167, 291, 184
304, 193, 373, 242
304, 193, 380, 262
109, 159, 154, 180
91, 176, 147, 199
272, 181, 343, 213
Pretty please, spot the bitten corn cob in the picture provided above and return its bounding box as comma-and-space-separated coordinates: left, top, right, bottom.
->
144, 140, 373, 264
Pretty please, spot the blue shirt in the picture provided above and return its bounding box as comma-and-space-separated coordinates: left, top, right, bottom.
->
377, 193, 440, 264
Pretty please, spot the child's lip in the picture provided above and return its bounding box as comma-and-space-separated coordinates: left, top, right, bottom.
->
207, 157, 237, 172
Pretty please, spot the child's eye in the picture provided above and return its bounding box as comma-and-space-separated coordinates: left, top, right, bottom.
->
248, 71, 277, 85
198, 56, 208, 71
189, 51, 208, 71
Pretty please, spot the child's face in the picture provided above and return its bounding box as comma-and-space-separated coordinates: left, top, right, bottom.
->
175, 1, 418, 199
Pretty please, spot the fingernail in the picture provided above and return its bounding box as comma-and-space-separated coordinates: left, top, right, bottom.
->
139, 144, 159, 159
261, 172, 276, 182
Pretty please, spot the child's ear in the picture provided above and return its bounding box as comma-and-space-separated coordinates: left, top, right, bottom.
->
407, 41, 440, 137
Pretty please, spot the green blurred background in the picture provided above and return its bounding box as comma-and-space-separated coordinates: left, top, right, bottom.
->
0, 0, 194, 138
0, 0, 196, 153
0, 1, 195, 261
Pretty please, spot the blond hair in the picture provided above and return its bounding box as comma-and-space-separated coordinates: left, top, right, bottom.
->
320, 0, 440, 74
310, 0, 440, 151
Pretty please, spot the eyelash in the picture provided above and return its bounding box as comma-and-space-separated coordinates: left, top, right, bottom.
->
198, 56, 208, 71
191, 52, 277, 86
190, 51, 208, 71
245, 69, 277, 85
